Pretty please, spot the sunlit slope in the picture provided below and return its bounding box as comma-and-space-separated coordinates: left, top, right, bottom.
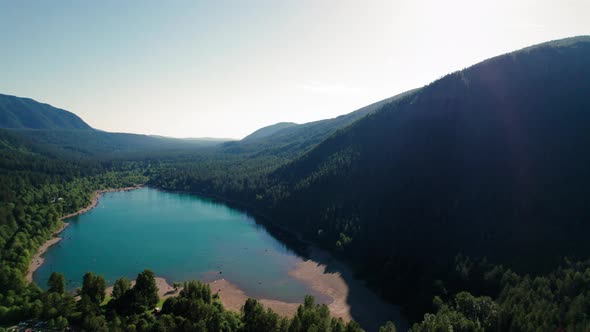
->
225, 90, 418, 157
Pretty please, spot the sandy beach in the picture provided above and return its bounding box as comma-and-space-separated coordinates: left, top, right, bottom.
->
289, 260, 352, 321
101, 257, 353, 321
25, 222, 69, 283
204, 260, 351, 320
207, 255, 403, 330
26, 185, 143, 283
104, 277, 302, 318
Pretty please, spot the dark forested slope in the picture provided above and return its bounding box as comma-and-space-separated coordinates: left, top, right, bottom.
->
268, 36, 590, 268
172, 36, 590, 322
149, 36, 590, 324
0, 94, 92, 130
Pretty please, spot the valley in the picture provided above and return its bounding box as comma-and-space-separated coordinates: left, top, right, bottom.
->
1, 36, 590, 331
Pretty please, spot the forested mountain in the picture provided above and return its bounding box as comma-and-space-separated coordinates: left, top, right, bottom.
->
0, 93, 228, 159
269, 35, 590, 262
223, 91, 417, 157
261, 35, 590, 317
151, 36, 590, 328
0, 94, 92, 130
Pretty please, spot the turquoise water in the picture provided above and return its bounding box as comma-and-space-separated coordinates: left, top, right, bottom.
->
34, 187, 322, 303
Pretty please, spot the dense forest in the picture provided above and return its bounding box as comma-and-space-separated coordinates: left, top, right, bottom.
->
2, 36, 590, 331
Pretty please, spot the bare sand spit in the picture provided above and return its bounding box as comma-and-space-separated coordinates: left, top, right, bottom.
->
26, 186, 143, 283
206, 260, 352, 321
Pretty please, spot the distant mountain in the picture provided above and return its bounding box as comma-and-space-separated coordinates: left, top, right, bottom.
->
255, 36, 590, 306
0, 129, 224, 159
242, 122, 298, 141
0, 94, 231, 159
0, 93, 92, 130
223, 90, 417, 157
180, 137, 235, 142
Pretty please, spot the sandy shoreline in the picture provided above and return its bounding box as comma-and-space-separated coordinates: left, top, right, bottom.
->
25, 222, 69, 283
26, 185, 143, 283
104, 271, 349, 322
104, 258, 352, 322
289, 260, 352, 321
204, 260, 351, 320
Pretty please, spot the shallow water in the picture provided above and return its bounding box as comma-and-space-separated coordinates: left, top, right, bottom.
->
34, 187, 324, 303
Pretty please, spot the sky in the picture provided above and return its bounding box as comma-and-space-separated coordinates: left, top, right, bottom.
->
1, 0, 589, 139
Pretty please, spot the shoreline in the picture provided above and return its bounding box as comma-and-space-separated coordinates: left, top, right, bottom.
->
105, 272, 351, 321
289, 259, 352, 321
26, 185, 143, 283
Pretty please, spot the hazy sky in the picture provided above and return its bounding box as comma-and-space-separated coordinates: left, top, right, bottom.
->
1, 0, 588, 138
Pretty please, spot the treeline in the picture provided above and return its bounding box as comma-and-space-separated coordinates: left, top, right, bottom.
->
410, 259, 590, 331
3, 269, 388, 332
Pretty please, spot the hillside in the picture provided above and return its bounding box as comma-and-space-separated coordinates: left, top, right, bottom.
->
0, 94, 228, 159
0, 93, 92, 130
0, 129, 226, 159
242, 122, 298, 141
223, 91, 417, 157
199, 36, 590, 320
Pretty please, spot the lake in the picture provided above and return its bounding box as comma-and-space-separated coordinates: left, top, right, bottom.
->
34, 187, 325, 302
34, 187, 407, 331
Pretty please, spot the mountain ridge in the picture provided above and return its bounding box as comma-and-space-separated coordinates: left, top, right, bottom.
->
0, 93, 92, 130
225, 89, 419, 157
